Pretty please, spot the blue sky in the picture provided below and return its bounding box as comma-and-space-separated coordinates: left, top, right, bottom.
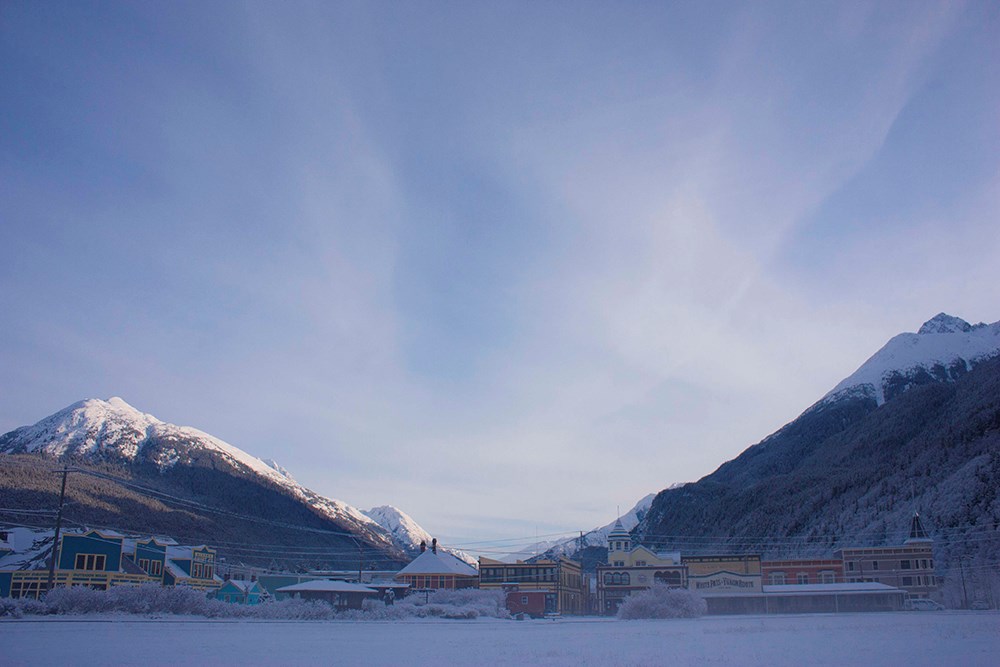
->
2, 1, 998, 547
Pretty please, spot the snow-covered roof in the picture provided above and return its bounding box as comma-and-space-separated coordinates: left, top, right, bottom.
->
763, 582, 901, 595
277, 580, 377, 594
166, 545, 212, 560
0, 527, 54, 571
396, 549, 479, 577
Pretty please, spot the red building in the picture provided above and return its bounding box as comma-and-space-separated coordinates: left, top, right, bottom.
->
762, 559, 844, 586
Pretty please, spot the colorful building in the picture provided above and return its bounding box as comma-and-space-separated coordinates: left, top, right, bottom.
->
1, 530, 155, 599
479, 556, 583, 614
162, 545, 221, 591
216, 578, 265, 604
0, 528, 221, 599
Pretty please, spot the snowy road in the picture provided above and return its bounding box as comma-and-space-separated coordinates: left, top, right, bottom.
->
2, 612, 998, 666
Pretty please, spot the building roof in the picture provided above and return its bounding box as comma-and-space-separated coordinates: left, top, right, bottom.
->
276, 580, 377, 594
905, 512, 932, 544
396, 548, 479, 577
607, 519, 629, 540
763, 582, 902, 596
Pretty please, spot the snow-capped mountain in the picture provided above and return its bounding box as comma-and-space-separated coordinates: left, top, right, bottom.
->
504, 492, 661, 562
362, 505, 476, 565
362, 505, 433, 552
638, 313, 1000, 573
825, 313, 999, 405
0, 397, 407, 559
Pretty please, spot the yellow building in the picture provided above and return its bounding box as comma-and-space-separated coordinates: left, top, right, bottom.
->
596, 519, 687, 614
682, 554, 762, 596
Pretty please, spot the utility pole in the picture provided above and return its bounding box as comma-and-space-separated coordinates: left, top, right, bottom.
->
46, 466, 72, 593
960, 557, 969, 609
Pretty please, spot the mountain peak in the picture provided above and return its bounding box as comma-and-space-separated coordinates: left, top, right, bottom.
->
918, 313, 974, 335
824, 313, 999, 406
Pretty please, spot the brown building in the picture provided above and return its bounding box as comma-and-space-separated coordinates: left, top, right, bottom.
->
479, 556, 583, 614
276, 580, 379, 610
836, 513, 938, 598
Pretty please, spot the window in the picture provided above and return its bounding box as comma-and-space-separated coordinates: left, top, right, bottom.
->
797, 573, 809, 585
902, 577, 913, 586
847, 562, 855, 572
150, 561, 162, 576
520, 596, 528, 605
770, 573, 786, 585
871, 561, 879, 571
900, 560, 911, 569
603, 573, 613, 585
74, 554, 106, 571
635, 561, 646, 567
621, 573, 630, 586
820, 571, 835, 584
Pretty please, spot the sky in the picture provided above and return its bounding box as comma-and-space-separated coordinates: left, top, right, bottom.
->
1, 1, 998, 547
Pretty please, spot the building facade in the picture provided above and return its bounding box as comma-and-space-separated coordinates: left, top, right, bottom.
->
762, 559, 844, 586
595, 520, 688, 615
394, 539, 479, 590
836, 513, 937, 598
479, 556, 583, 614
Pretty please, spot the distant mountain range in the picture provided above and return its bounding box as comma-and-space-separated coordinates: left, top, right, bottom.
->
636, 313, 1000, 572
0, 397, 449, 569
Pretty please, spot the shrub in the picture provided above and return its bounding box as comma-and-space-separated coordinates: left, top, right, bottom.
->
616, 584, 707, 620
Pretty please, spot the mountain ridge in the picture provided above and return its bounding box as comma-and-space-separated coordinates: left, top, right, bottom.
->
636, 314, 1000, 575
0, 398, 445, 567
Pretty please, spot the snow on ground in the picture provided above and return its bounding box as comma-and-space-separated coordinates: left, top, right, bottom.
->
2, 612, 998, 666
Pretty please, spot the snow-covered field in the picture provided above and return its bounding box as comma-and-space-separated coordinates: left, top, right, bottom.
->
2, 612, 998, 666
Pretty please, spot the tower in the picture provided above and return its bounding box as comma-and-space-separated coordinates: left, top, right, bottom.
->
607, 519, 630, 565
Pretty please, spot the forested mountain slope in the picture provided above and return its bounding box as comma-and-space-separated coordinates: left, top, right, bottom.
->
637, 316, 1000, 575
0, 398, 411, 569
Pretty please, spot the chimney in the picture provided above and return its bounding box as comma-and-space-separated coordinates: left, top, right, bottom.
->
431, 538, 437, 554
420, 540, 426, 553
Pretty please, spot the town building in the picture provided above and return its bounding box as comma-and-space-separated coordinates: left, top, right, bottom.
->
595, 519, 688, 615
162, 545, 222, 591
1, 529, 156, 599
478, 556, 583, 614
0, 528, 221, 599
276, 580, 380, 610
216, 578, 264, 604
762, 559, 844, 586
394, 539, 479, 590
836, 513, 937, 598
682, 554, 763, 597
